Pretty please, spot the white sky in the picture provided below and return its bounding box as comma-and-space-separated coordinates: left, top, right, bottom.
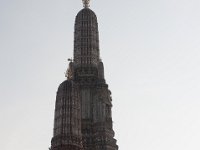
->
1, 0, 200, 150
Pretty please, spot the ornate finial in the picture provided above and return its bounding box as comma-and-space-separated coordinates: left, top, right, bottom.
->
65, 67, 73, 80
82, 0, 90, 8
65, 58, 73, 80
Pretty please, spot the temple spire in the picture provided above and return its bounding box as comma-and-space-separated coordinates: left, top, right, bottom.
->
74, 2, 100, 67
82, 0, 90, 8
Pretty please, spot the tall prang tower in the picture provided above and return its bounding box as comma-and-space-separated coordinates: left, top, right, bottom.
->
50, 1, 118, 150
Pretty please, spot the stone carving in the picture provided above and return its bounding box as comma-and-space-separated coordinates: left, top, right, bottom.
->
50, 2, 118, 150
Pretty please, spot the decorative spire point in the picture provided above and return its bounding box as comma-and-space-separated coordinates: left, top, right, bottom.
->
82, 0, 90, 8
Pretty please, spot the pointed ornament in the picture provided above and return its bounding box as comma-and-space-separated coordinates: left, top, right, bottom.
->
82, 0, 90, 8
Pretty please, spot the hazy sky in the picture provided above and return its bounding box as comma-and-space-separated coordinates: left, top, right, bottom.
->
1, 0, 200, 150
